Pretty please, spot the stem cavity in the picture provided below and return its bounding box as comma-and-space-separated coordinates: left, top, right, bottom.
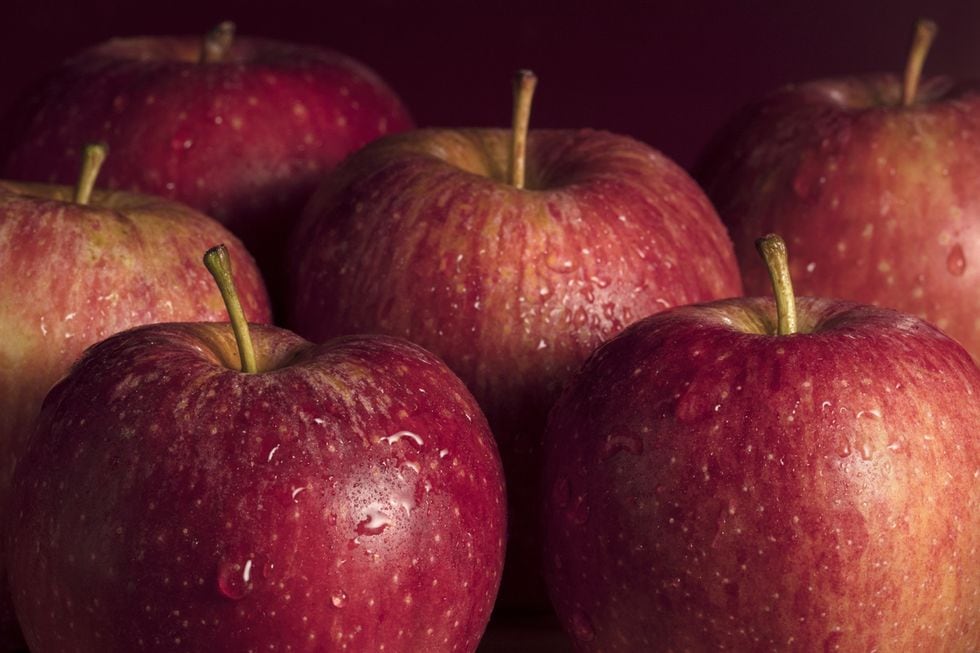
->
902, 19, 938, 107
204, 244, 257, 373
509, 69, 537, 189
73, 143, 108, 205
756, 234, 798, 336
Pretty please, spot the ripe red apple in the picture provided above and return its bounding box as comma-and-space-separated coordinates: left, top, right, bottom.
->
0, 22, 414, 305
6, 246, 506, 652
542, 235, 980, 651
696, 20, 980, 360
286, 71, 743, 610
0, 148, 271, 651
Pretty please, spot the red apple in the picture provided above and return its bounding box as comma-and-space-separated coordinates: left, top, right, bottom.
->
542, 235, 980, 651
0, 149, 271, 651
0, 22, 414, 306
286, 71, 743, 610
696, 20, 980, 361
6, 246, 506, 652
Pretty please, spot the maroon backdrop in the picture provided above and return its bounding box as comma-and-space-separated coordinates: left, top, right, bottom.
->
2, 1, 979, 170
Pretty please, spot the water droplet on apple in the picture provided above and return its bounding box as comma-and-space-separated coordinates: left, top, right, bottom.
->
601, 434, 643, 459
356, 505, 392, 536
946, 244, 966, 276
216, 560, 251, 600
792, 170, 816, 199
380, 430, 424, 447
859, 441, 873, 461
835, 442, 851, 458
886, 438, 906, 454
569, 610, 596, 641
331, 590, 348, 608
390, 488, 415, 515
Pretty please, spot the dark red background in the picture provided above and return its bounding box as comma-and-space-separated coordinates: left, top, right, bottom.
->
2, 1, 979, 171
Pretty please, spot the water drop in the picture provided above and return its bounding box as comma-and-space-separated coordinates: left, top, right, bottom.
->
886, 438, 905, 454
859, 441, 873, 461
217, 560, 251, 600
836, 442, 851, 458
601, 434, 643, 459
390, 488, 416, 515
946, 244, 966, 276
331, 590, 348, 608
356, 505, 392, 536
792, 170, 815, 199
380, 431, 424, 447
570, 610, 596, 642
266, 444, 280, 463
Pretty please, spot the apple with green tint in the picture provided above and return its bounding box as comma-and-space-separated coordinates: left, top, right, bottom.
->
7, 245, 506, 652
0, 22, 414, 307
0, 146, 270, 651
697, 19, 980, 360
542, 234, 980, 651
287, 71, 742, 610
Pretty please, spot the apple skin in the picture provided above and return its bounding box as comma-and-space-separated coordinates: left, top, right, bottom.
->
7, 324, 506, 652
695, 74, 980, 360
286, 127, 743, 609
541, 296, 980, 652
0, 34, 414, 305
0, 182, 271, 651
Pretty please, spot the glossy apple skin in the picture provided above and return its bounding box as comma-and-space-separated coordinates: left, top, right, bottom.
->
696, 74, 980, 360
286, 128, 743, 609
7, 324, 506, 652
0, 35, 414, 305
542, 297, 980, 652
0, 182, 271, 651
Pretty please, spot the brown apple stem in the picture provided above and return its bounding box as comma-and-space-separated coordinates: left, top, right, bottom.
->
73, 143, 108, 205
902, 19, 938, 106
203, 244, 257, 373
509, 69, 537, 189
200, 21, 236, 64
756, 234, 798, 336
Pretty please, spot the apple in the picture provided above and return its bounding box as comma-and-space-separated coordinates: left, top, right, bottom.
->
0, 21, 414, 307
0, 146, 271, 651
6, 245, 506, 652
541, 234, 980, 651
696, 19, 980, 361
286, 71, 743, 610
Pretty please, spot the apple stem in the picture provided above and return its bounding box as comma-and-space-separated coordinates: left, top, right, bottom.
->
902, 19, 938, 107
509, 69, 537, 189
756, 234, 798, 336
73, 143, 108, 205
203, 244, 258, 373
200, 21, 236, 64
